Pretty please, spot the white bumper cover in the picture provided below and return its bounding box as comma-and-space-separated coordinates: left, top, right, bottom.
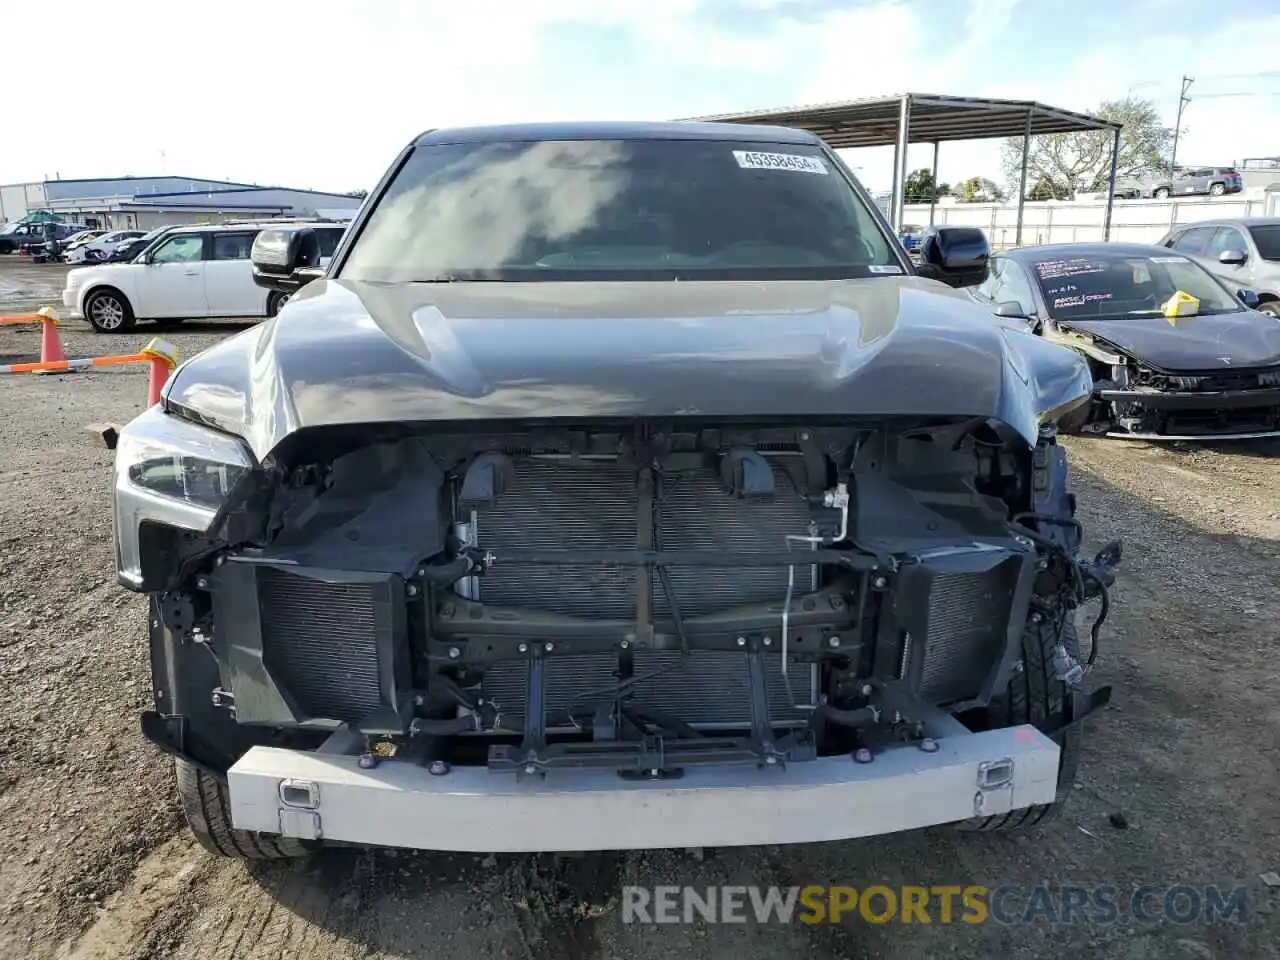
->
228, 725, 1060, 852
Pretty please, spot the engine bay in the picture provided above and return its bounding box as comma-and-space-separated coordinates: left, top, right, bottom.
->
160, 417, 1105, 774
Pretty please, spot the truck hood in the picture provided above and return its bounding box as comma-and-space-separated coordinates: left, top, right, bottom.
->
164, 276, 1092, 460
1055, 311, 1280, 372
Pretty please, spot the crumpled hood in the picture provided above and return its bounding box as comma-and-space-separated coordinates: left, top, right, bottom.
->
164, 276, 1091, 461
1056, 310, 1280, 372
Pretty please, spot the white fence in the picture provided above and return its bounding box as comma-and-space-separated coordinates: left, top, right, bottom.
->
904, 190, 1280, 249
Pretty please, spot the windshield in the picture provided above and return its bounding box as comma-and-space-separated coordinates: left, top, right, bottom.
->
1031, 253, 1241, 320
1249, 224, 1280, 261
340, 138, 900, 282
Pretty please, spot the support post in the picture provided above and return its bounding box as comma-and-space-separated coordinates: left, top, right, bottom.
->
1015, 109, 1033, 247
928, 141, 940, 227
1103, 125, 1121, 242
892, 95, 912, 232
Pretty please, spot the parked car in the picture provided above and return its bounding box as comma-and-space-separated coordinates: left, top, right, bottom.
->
971, 242, 1280, 440
62, 222, 346, 331
63, 229, 106, 250
0, 220, 84, 254
101, 227, 176, 264
1113, 167, 1244, 200
1156, 217, 1280, 317
113, 121, 1119, 862
65, 229, 148, 264
1152, 166, 1243, 199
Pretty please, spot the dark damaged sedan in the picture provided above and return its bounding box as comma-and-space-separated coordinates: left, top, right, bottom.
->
113, 122, 1119, 861
973, 243, 1280, 440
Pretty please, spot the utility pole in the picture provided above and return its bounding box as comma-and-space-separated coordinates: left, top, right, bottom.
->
1169, 76, 1193, 180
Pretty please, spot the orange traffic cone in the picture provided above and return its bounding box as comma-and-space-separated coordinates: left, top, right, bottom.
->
37, 307, 66, 364
140, 339, 180, 406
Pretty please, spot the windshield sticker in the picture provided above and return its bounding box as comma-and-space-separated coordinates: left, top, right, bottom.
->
868, 264, 904, 274
1052, 292, 1114, 310
1150, 256, 1189, 263
732, 151, 828, 175
1034, 257, 1107, 281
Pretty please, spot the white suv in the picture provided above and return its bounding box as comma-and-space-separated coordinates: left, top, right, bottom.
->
62, 222, 346, 332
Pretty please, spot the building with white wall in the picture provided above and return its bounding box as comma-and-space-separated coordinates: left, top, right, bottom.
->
905, 186, 1280, 250
0, 176, 363, 229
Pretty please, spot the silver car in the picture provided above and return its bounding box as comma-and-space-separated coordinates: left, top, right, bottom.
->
1157, 217, 1280, 317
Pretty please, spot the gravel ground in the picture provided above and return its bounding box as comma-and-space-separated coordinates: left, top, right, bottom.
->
0, 257, 1277, 959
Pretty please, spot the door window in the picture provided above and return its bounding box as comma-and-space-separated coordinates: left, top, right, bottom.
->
975, 259, 1006, 301
1169, 226, 1215, 255
996, 260, 1038, 315
1206, 227, 1247, 259
317, 228, 344, 258
150, 235, 205, 263
211, 233, 256, 260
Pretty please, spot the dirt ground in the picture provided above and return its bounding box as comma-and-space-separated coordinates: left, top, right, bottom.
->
0, 258, 1277, 960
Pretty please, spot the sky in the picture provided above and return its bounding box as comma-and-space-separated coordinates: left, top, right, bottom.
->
5, 0, 1280, 195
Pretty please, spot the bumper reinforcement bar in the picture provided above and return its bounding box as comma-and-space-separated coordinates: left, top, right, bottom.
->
227, 724, 1060, 852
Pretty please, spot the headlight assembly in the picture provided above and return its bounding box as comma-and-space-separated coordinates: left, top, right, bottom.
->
114, 406, 255, 588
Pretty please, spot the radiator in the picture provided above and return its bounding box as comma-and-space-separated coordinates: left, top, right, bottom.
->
898, 558, 1021, 705
474, 459, 815, 620
251, 566, 400, 726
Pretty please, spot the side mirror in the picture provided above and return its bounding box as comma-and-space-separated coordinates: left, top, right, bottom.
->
1218, 249, 1247, 266
994, 301, 1030, 319
915, 226, 990, 288
1237, 288, 1260, 309
251, 226, 322, 294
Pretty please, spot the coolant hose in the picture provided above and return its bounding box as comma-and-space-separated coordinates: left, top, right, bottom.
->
815, 703, 879, 729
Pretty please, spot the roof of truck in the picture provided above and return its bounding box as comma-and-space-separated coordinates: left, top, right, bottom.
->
413, 120, 821, 146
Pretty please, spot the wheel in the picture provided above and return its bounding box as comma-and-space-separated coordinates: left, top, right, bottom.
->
266, 291, 289, 318
1153, 187, 1170, 199
85, 288, 135, 333
175, 758, 311, 860
1209, 182, 1225, 197
1257, 301, 1280, 318
960, 616, 1083, 831
152, 317, 187, 328
0, 241, 13, 254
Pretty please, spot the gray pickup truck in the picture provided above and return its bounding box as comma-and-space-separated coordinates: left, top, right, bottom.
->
113, 120, 1119, 862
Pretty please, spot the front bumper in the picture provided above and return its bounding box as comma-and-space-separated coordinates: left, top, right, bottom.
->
227, 725, 1060, 852
61, 286, 82, 316
1098, 385, 1280, 440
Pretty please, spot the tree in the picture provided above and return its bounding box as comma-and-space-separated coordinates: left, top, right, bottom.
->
1000, 95, 1173, 198
904, 167, 951, 202
1027, 176, 1064, 201
958, 177, 1006, 203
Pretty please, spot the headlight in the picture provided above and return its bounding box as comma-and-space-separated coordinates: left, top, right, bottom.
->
113, 406, 254, 588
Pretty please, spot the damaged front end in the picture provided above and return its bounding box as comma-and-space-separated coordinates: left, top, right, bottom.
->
122, 406, 1116, 782
1095, 361, 1280, 440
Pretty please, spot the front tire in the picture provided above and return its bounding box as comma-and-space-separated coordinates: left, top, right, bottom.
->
960, 616, 1083, 831
175, 759, 311, 860
266, 291, 289, 317
85, 288, 135, 333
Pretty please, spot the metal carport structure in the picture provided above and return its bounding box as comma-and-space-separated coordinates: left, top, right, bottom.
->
686, 94, 1124, 246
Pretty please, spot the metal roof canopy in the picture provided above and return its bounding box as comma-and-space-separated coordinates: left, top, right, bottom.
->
689, 93, 1125, 244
